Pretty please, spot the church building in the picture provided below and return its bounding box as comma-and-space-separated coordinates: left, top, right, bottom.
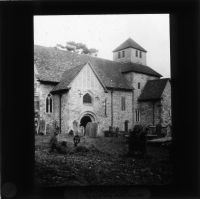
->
34, 38, 171, 136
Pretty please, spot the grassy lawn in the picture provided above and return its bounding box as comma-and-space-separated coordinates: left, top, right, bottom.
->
35, 134, 172, 186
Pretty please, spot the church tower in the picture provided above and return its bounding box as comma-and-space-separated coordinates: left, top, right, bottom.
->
113, 38, 147, 65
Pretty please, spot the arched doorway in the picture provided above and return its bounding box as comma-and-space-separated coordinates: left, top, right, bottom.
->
80, 115, 92, 128
80, 114, 98, 137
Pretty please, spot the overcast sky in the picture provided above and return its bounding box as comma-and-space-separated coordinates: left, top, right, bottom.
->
34, 14, 170, 77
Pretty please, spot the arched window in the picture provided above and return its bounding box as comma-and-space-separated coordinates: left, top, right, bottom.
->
83, 93, 92, 104
46, 94, 53, 113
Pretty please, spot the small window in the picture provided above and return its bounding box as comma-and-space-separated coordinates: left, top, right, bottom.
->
136, 50, 138, 57
121, 96, 126, 111
46, 94, 53, 113
104, 98, 107, 116
122, 51, 125, 57
138, 82, 140, 89
135, 109, 140, 122
83, 93, 92, 104
139, 51, 142, 58
118, 51, 121, 59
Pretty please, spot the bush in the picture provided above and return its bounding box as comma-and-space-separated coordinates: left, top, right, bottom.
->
56, 141, 69, 154
71, 146, 89, 154
68, 130, 74, 136
128, 125, 147, 157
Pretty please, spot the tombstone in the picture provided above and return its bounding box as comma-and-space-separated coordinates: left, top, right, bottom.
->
46, 124, 51, 135
39, 119, 46, 135
156, 124, 162, 136
73, 120, 78, 135
79, 126, 84, 136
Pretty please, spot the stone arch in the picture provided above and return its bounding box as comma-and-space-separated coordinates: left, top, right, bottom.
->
78, 111, 97, 123
79, 111, 98, 137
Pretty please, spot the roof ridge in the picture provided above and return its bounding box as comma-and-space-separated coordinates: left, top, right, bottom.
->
113, 37, 147, 52
147, 78, 170, 82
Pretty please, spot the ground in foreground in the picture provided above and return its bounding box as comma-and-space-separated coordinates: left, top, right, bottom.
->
35, 134, 172, 186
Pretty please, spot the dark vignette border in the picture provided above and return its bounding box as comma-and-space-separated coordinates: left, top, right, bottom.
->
0, 0, 199, 199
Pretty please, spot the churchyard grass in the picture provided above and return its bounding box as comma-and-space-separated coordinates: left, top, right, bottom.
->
35, 134, 172, 186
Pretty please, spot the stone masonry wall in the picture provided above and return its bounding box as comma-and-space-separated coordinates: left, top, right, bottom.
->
61, 86, 110, 136
160, 81, 171, 126
113, 48, 146, 65
112, 90, 133, 131
139, 101, 161, 126
124, 72, 158, 126
61, 63, 111, 136
139, 80, 171, 127
35, 79, 59, 132
113, 48, 132, 63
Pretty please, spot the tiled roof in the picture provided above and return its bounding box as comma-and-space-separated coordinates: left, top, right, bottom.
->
121, 62, 162, 77
51, 64, 85, 93
34, 45, 133, 91
138, 78, 170, 101
113, 38, 147, 52
34, 45, 162, 91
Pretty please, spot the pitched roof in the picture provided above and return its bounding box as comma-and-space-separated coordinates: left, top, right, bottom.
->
34, 45, 162, 91
138, 78, 170, 101
121, 62, 162, 77
51, 64, 84, 93
113, 38, 147, 52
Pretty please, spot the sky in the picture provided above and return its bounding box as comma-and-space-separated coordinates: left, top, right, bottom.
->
34, 14, 170, 77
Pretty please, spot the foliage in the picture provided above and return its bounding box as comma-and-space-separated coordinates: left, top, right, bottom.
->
57, 41, 98, 55
35, 135, 172, 186
128, 125, 147, 157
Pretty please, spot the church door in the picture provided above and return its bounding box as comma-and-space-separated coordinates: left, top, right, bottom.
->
85, 122, 98, 137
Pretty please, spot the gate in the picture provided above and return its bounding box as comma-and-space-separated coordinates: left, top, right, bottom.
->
85, 122, 98, 137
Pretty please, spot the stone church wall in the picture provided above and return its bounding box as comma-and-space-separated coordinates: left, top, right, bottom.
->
160, 81, 171, 127
139, 101, 161, 126
112, 90, 133, 131
124, 72, 158, 126
139, 80, 171, 127
61, 86, 110, 136
35, 80, 59, 133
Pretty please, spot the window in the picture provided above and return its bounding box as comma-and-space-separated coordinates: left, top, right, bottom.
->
122, 50, 125, 57
135, 109, 140, 122
46, 94, 53, 113
138, 82, 140, 89
136, 50, 138, 57
83, 93, 92, 104
139, 51, 142, 58
118, 51, 121, 59
104, 98, 107, 116
121, 96, 126, 111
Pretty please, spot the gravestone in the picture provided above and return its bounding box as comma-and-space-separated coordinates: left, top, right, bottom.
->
39, 119, 46, 135
73, 120, 78, 135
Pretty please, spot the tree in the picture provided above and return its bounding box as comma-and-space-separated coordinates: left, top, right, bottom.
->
56, 41, 98, 56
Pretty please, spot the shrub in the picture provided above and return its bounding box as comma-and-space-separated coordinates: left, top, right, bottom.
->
56, 141, 68, 154
72, 146, 89, 154
128, 125, 147, 157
